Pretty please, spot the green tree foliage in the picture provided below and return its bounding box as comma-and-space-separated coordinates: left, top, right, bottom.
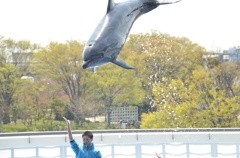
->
211, 62, 240, 97
141, 68, 240, 128
0, 63, 21, 124
138, 31, 240, 128
11, 40, 39, 74
0, 36, 16, 65
0, 36, 40, 73
0, 36, 38, 128
32, 40, 146, 126
127, 31, 205, 81
1, 31, 240, 131
13, 78, 67, 130
125, 31, 206, 109
31, 41, 86, 123
84, 65, 145, 126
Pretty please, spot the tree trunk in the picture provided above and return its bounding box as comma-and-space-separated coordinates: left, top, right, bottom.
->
106, 108, 112, 126
3, 106, 10, 124
0, 105, 3, 131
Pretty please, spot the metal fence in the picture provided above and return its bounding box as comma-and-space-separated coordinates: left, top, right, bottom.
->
1, 143, 240, 158
1, 129, 240, 158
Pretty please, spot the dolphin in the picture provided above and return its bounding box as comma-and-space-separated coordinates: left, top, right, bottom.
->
82, 0, 181, 72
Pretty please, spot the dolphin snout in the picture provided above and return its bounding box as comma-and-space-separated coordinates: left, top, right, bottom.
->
82, 61, 89, 69
82, 53, 105, 70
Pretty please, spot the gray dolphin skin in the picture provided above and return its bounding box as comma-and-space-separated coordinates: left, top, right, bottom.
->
82, 0, 181, 72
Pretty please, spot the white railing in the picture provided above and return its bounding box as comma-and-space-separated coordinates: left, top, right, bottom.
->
1, 143, 240, 158
1, 129, 240, 158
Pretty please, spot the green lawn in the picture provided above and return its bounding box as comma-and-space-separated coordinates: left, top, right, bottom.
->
1, 120, 113, 132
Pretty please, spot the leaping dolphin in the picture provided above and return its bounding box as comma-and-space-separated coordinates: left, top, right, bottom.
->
82, 0, 181, 72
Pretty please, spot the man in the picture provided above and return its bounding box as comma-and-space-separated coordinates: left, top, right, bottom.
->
63, 117, 102, 158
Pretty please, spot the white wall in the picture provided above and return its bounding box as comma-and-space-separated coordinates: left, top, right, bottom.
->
1, 131, 240, 148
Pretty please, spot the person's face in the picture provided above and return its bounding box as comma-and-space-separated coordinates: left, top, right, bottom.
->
82, 135, 92, 147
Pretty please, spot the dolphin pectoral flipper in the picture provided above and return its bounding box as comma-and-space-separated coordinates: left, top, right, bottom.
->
112, 59, 135, 69
92, 67, 97, 73
157, 0, 181, 5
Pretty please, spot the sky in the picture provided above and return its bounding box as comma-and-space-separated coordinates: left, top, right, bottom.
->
0, 0, 240, 51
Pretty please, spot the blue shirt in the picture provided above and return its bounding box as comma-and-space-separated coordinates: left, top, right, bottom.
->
70, 140, 102, 158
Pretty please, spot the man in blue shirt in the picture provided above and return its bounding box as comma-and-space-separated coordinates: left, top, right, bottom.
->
63, 117, 102, 158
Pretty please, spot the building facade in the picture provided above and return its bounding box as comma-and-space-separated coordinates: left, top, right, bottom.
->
220, 47, 240, 64
110, 106, 138, 123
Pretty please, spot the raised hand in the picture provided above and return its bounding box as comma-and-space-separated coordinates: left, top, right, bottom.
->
63, 117, 70, 126
63, 117, 73, 141
155, 152, 162, 158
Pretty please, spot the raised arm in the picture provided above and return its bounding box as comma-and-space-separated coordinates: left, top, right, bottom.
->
63, 117, 73, 141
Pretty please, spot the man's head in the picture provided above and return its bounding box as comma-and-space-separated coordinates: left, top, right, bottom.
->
82, 131, 93, 147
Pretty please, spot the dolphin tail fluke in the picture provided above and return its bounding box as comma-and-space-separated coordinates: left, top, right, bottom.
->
112, 59, 135, 69
156, 0, 181, 5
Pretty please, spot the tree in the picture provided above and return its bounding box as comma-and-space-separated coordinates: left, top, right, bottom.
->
0, 36, 13, 65
136, 31, 240, 128
187, 69, 240, 127
84, 64, 146, 126
11, 40, 39, 74
0, 36, 39, 126
125, 31, 206, 108
0, 63, 21, 124
211, 62, 240, 97
13, 78, 67, 130
32, 41, 89, 124
141, 68, 240, 128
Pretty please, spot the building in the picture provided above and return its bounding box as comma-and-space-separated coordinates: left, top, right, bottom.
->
11, 52, 33, 65
11, 52, 36, 80
203, 47, 240, 70
109, 106, 138, 123
219, 47, 240, 64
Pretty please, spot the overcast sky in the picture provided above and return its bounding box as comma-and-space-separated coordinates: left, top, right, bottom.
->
0, 0, 240, 51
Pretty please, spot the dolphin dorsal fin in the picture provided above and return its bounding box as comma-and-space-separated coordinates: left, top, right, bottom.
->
107, 0, 115, 13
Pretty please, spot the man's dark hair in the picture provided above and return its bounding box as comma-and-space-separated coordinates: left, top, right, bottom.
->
82, 131, 93, 139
